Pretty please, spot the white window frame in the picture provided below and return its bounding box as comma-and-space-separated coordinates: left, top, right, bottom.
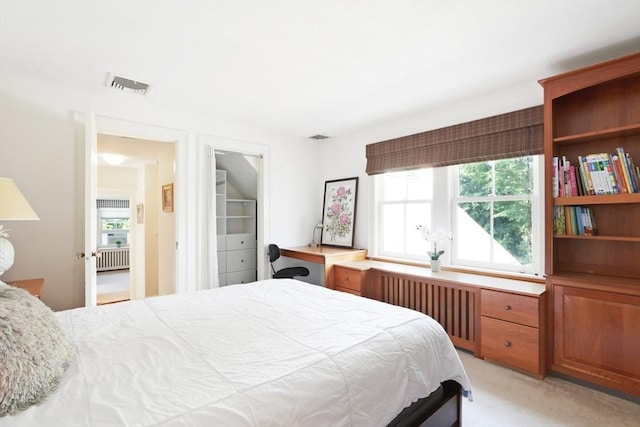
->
370, 155, 544, 277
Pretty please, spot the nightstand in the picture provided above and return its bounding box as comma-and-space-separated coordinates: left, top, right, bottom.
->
6, 278, 45, 298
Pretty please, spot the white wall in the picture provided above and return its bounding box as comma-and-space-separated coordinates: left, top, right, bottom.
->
0, 73, 320, 310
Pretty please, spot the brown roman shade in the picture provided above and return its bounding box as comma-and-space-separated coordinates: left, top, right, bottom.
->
365, 105, 543, 175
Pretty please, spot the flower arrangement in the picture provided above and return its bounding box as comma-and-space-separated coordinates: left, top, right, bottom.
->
416, 225, 452, 260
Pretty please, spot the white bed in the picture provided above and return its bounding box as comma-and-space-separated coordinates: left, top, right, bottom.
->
1, 279, 471, 426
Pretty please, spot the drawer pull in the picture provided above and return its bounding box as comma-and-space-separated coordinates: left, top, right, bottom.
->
504, 305, 511, 311
504, 341, 511, 348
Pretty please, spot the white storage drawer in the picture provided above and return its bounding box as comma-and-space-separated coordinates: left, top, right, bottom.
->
226, 249, 256, 273
226, 233, 256, 251
217, 235, 226, 251
217, 251, 226, 274
226, 270, 256, 285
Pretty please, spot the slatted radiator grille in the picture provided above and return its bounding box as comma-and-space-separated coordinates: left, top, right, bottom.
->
380, 273, 476, 351
97, 248, 130, 272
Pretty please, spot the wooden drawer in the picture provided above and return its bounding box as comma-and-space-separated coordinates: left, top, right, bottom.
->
481, 316, 540, 375
334, 266, 362, 294
481, 289, 539, 327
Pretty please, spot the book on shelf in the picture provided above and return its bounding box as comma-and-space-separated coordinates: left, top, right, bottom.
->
553, 206, 597, 236
553, 147, 639, 197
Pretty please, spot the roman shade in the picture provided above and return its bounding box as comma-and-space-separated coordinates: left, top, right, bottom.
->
365, 105, 543, 175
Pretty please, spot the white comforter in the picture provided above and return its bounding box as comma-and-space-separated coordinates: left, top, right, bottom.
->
2, 279, 471, 427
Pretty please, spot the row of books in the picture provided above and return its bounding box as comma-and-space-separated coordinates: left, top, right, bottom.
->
553, 206, 598, 236
552, 147, 640, 197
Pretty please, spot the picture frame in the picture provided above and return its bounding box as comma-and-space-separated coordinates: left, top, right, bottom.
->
321, 177, 358, 248
162, 183, 174, 212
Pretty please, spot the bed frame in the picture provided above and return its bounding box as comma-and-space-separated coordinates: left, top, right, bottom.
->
387, 380, 462, 427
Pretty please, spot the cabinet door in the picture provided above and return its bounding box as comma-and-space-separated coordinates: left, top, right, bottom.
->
554, 285, 640, 395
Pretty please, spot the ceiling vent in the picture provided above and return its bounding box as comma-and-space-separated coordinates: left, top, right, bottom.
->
309, 134, 330, 140
107, 74, 150, 95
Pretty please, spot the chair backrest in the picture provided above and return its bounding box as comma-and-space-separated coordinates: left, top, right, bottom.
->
268, 244, 281, 263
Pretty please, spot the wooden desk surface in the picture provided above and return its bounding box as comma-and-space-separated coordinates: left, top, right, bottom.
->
6, 277, 45, 298
281, 246, 367, 263
280, 246, 367, 288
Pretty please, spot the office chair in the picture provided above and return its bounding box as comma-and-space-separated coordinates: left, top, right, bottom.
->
268, 244, 310, 279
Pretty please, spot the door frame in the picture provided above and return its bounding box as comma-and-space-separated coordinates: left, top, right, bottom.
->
85, 114, 190, 305
197, 134, 270, 282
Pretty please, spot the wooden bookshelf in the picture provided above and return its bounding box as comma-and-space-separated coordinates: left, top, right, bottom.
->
539, 52, 640, 397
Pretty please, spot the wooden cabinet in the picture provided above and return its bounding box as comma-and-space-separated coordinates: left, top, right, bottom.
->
6, 278, 44, 298
539, 52, 640, 396
480, 289, 544, 377
334, 264, 366, 296
553, 282, 640, 396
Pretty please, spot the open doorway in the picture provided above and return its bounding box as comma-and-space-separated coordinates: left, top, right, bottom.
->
95, 134, 175, 304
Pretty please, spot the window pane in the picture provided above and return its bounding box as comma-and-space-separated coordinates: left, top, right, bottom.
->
406, 169, 433, 200
382, 204, 404, 253
458, 162, 491, 196
495, 157, 533, 195
406, 203, 431, 256
382, 174, 407, 201
102, 218, 130, 230
455, 202, 490, 262
493, 201, 532, 265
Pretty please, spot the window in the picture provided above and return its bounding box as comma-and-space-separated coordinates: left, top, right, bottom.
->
372, 155, 543, 276
376, 169, 434, 261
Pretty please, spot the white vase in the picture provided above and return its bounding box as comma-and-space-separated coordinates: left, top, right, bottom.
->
430, 258, 441, 272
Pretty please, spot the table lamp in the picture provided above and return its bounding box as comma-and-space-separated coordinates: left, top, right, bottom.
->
0, 178, 40, 276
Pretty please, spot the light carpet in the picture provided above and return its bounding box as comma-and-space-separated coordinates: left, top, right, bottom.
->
459, 350, 640, 426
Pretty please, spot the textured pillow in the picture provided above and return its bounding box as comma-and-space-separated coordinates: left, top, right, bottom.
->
0, 281, 76, 416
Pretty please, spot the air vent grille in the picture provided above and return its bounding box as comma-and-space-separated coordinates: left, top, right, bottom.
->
97, 198, 129, 209
107, 74, 150, 95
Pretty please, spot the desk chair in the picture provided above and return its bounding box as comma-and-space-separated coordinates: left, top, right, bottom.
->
268, 244, 310, 279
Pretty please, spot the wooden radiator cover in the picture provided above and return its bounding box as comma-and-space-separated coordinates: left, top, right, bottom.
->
371, 272, 478, 352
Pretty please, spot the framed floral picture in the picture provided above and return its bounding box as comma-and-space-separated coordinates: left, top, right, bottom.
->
321, 177, 358, 248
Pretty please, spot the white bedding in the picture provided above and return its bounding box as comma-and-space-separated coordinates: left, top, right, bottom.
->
2, 279, 471, 427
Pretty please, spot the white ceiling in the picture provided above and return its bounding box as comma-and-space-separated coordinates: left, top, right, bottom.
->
1, 1, 639, 140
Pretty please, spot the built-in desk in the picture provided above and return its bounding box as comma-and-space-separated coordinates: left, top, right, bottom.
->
280, 246, 367, 289
334, 259, 547, 378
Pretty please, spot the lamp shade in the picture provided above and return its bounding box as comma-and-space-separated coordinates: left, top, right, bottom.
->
0, 178, 39, 220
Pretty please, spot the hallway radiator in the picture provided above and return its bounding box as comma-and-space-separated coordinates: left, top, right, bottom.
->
97, 248, 130, 272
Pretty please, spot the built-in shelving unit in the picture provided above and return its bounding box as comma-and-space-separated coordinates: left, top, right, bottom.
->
216, 170, 257, 286
539, 52, 640, 397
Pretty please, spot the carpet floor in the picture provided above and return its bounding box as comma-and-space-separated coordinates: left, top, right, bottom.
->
458, 350, 640, 426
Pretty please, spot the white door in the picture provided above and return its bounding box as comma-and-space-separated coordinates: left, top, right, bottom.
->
84, 106, 98, 307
